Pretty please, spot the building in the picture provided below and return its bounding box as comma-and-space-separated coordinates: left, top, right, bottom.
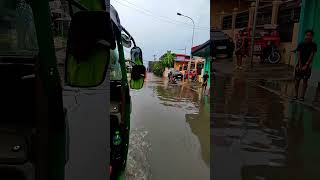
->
174, 54, 191, 72
212, 0, 301, 66
49, 0, 71, 37
192, 40, 211, 85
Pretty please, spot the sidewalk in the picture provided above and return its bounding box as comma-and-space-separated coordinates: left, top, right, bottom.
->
214, 56, 294, 80
213, 56, 320, 111
257, 79, 320, 111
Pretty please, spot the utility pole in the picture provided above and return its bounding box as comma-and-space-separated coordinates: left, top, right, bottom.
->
177, 12, 195, 80
250, 0, 260, 68
153, 54, 156, 61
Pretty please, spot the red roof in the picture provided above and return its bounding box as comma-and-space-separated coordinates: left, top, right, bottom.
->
191, 45, 201, 51
175, 54, 188, 57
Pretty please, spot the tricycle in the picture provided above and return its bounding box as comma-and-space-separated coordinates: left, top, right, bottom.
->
241, 25, 281, 64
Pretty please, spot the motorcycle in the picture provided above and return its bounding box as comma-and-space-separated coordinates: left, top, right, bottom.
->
169, 76, 177, 84
261, 41, 281, 64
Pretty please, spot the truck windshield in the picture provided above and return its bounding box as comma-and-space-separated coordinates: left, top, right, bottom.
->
110, 41, 122, 81
0, 0, 38, 55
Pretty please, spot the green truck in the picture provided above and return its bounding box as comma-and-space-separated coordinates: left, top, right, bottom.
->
0, 0, 145, 179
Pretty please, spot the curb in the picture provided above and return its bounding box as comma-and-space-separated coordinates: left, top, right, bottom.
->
256, 84, 320, 112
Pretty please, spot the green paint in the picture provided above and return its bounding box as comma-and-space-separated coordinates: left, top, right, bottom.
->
79, 0, 104, 10
66, 48, 109, 87
191, 42, 211, 86
115, 32, 130, 167
113, 131, 122, 145
30, 0, 65, 179
130, 58, 145, 90
204, 57, 211, 86
298, 0, 320, 70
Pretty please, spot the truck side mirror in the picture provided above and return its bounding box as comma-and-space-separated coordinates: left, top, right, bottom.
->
64, 11, 115, 87
129, 46, 146, 89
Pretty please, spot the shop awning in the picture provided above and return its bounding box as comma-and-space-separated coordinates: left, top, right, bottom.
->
191, 40, 210, 57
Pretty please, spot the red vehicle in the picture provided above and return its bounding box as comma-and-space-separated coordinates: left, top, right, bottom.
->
240, 25, 281, 64
185, 70, 197, 80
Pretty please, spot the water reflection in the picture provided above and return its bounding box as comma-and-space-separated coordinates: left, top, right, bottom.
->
212, 73, 320, 180
129, 74, 210, 180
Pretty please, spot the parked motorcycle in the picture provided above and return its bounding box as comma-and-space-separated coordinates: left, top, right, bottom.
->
169, 76, 177, 84
261, 41, 281, 64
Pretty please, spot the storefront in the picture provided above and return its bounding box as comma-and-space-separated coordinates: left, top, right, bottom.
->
192, 40, 211, 86
174, 54, 190, 72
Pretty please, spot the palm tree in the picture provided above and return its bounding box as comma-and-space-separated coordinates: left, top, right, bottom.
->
160, 51, 175, 68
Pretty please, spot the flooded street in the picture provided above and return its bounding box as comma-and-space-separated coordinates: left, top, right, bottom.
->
212, 71, 320, 180
126, 73, 210, 180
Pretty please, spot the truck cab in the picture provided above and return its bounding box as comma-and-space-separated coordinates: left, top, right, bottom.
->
0, 0, 145, 180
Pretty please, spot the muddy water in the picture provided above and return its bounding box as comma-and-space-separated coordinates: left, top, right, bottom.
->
126, 73, 210, 180
212, 72, 320, 180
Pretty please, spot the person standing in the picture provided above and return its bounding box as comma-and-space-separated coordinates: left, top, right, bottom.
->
294, 29, 317, 101
235, 32, 245, 70
202, 71, 209, 94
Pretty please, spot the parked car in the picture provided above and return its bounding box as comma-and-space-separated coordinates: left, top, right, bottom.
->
211, 29, 234, 58
169, 70, 183, 80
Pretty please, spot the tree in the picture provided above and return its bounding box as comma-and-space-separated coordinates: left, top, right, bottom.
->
159, 51, 175, 68
152, 51, 176, 77
152, 61, 164, 76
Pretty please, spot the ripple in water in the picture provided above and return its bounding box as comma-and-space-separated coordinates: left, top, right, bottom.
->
125, 129, 151, 180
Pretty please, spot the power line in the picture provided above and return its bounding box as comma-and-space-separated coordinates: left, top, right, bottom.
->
116, 0, 209, 30
118, 0, 209, 29
111, 0, 209, 31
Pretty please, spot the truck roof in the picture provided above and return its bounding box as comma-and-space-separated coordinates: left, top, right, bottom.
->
110, 5, 122, 31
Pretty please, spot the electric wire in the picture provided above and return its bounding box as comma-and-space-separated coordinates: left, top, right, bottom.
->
118, 0, 209, 29
111, 0, 209, 31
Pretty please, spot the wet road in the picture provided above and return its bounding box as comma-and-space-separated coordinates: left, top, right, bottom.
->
212, 71, 320, 180
126, 73, 210, 180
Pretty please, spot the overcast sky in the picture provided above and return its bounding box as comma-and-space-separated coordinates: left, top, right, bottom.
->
110, 0, 210, 65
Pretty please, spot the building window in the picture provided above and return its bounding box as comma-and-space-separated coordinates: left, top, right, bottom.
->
222, 15, 232, 30
278, 3, 301, 24
190, 62, 195, 70
235, 11, 249, 29
183, 65, 187, 70
257, 6, 272, 26
278, 23, 294, 42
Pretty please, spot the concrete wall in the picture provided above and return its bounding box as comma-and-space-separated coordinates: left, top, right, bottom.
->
174, 62, 188, 71
223, 28, 243, 40
163, 67, 169, 78
211, 0, 249, 28
277, 23, 300, 66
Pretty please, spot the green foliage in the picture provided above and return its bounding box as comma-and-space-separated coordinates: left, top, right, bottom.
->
152, 51, 175, 76
152, 61, 164, 76
159, 51, 175, 68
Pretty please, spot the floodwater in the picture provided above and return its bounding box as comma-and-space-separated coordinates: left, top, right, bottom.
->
212, 71, 320, 180
125, 73, 210, 180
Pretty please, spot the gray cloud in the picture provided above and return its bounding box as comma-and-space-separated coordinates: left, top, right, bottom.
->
111, 0, 210, 65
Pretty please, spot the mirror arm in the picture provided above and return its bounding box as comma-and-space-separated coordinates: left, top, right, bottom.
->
97, 40, 111, 48
122, 27, 136, 47
125, 59, 136, 65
